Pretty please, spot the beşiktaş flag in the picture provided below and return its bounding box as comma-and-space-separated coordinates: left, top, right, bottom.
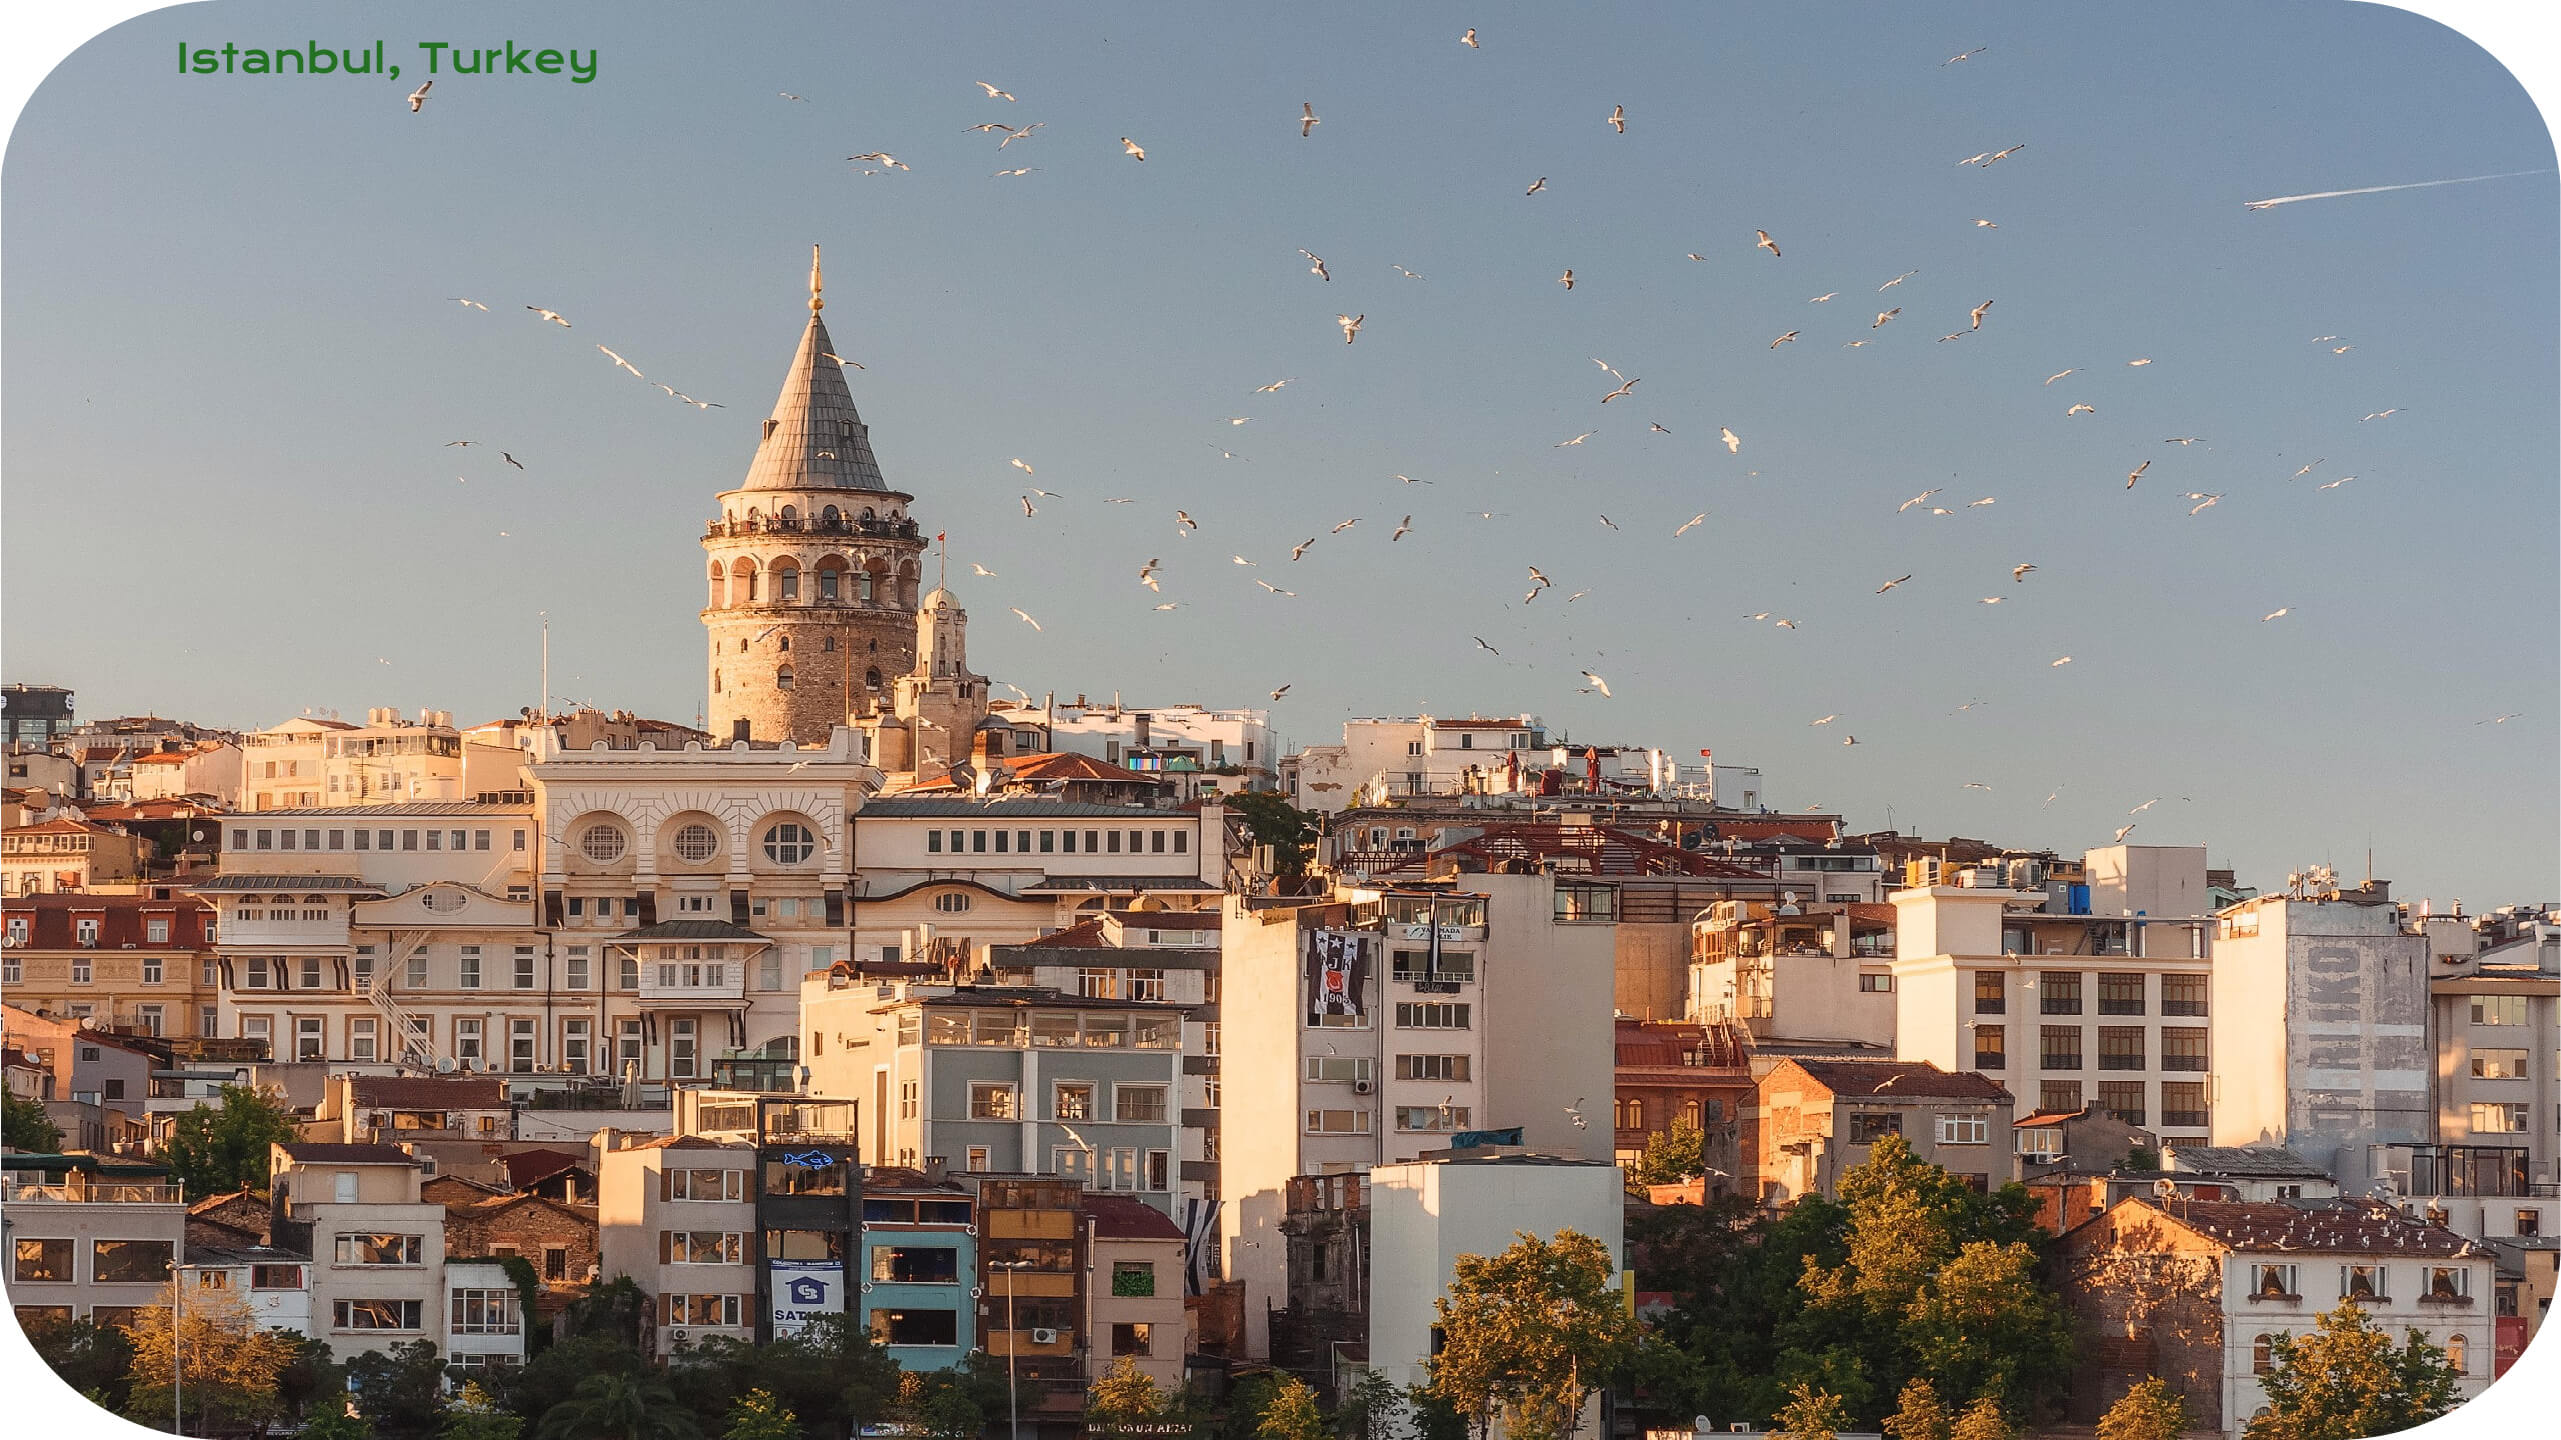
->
1180, 1197, 1223, 1295
1303, 929, 1369, 1024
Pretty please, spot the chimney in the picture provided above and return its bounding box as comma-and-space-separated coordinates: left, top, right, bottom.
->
922, 1155, 949, 1182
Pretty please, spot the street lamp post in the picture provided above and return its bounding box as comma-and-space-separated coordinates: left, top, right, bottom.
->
991, 1259, 1031, 1440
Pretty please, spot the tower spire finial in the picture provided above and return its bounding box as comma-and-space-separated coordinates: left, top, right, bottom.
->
809, 243, 824, 312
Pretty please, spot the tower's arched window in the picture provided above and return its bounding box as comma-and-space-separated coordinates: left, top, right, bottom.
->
821, 505, 841, 530
865, 668, 883, 691
777, 636, 790, 653
746, 507, 762, 530
774, 561, 800, 603
712, 670, 722, 693
776, 666, 795, 691
779, 505, 798, 528
822, 636, 836, 653
708, 564, 723, 608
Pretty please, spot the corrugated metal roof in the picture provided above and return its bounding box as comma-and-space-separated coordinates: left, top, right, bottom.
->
609, 919, 770, 942
186, 875, 387, 893
1019, 875, 1219, 892
237, 802, 532, 816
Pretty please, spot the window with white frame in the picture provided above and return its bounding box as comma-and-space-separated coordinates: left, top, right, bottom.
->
2340, 1264, 2387, 1301
659, 1232, 744, 1264
1935, 1115, 1989, 1145
1304, 1056, 1372, 1084
2250, 1263, 2298, 1299
1305, 1109, 1371, 1135
969, 1084, 1018, 1120
1114, 1086, 1168, 1123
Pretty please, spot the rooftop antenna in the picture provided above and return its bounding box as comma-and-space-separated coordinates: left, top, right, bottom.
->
539, 611, 549, 725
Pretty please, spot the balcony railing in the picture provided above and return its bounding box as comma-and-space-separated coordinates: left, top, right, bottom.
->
6, 1180, 185, 1203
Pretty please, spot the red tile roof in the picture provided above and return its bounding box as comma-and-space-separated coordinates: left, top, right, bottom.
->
0, 893, 215, 948
1083, 1192, 1186, 1240
1009, 752, 1166, 785
347, 1075, 509, 1109
500, 1148, 591, 1188
1780, 1058, 2012, 1101
2112, 1197, 2489, 1257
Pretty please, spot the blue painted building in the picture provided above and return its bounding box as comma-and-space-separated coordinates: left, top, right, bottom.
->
858, 1165, 977, 1370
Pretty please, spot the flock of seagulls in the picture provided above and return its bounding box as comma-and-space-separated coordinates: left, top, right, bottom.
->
390, 31, 2532, 855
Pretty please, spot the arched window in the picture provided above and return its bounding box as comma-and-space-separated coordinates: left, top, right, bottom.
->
777, 635, 791, 653
934, 892, 972, 914
865, 668, 883, 691
775, 563, 800, 602
1627, 1099, 1646, 1130
708, 564, 724, 607
763, 822, 816, 864
776, 666, 795, 691
779, 505, 798, 527
2447, 1334, 2467, 1375
712, 670, 722, 693
822, 636, 837, 653
1681, 1100, 1702, 1128
2253, 1334, 2278, 1374
579, 825, 627, 863
672, 824, 720, 863
821, 505, 841, 529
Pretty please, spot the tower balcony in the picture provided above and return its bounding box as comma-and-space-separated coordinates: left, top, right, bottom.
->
706, 515, 921, 541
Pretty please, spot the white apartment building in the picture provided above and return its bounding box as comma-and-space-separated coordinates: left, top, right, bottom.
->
1005, 699, 1279, 796
238, 710, 521, 812
596, 1132, 761, 1358
1219, 871, 1616, 1357
1284, 715, 1548, 811
195, 803, 542, 1073
1366, 1150, 1624, 1418
846, 796, 1226, 973
187, 1243, 314, 1335
1893, 846, 2218, 1147
2209, 879, 2430, 1191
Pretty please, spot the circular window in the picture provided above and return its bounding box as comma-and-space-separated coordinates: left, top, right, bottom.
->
420, 890, 464, 913
672, 824, 720, 863
579, 825, 627, 862
763, 822, 816, 865
934, 892, 973, 914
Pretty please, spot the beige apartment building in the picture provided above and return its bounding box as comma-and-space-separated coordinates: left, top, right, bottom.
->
270, 1141, 451, 1362
596, 1132, 760, 1357
1892, 845, 2217, 1147
1753, 1057, 2017, 1202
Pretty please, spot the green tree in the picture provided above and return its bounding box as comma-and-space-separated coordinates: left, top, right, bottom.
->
1337, 1367, 1407, 1440
1901, 1241, 2074, 1415
536, 1371, 702, 1440
487, 1332, 644, 1427
1086, 1355, 1171, 1430
1400, 1385, 1470, 1440
161, 1083, 299, 1201
1881, 1377, 1953, 1440
1428, 1229, 1642, 1440
720, 1389, 798, 1440
120, 1280, 299, 1434
25, 1314, 136, 1413
668, 1315, 892, 1438
1229, 791, 1316, 878
1255, 1376, 1329, 1440
445, 1383, 527, 1440
1772, 1383, 1852, 1440
1632, 1119, 1708, 1186
1948, 1397, 2012, 1440
2243, 1302, 2463, 1440
276, 1334, 348, 1425
2096, 1377, 2188, 1440
347, 1339, 453, 1440
4, 1086, 65, 1151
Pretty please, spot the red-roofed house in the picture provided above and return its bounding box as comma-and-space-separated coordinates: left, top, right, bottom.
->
1613, 1017, 1752, 1188
1752, 1057, 2016, 1204
2, 893, 219, 1040
2058, 1195, 2497, 1428
1084, 1192, 1188, 1389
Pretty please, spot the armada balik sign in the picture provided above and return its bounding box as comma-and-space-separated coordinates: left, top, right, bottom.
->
768, 1260, 843, 1335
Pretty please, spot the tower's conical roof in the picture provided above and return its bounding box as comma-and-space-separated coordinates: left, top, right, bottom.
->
738, 248, 890, 493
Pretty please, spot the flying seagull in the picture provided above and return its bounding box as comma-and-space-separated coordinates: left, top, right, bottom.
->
2261, 607, 2291, 622
1473, 637, 1500, 655
1719, 426, 1740, 453
2013, 564, 2037, 581
1526, 176, 1547, 196
1581, 671, 1612, 697
1674, 513, 1707, 537
1461, 28, 1479, 48
1755, 229, 1781, 257
1771, 330, 1800, 348
1301, 102, 1320, 137
1255, 580, 1295, 596
1600, 376, 1639, 403
1944, 45, 1987, 64
1878, 270, 1918, 290
1009, 608, 1042, 631
969, 563, 997, 578
820, 351, 864, 369
1876, 575, 1912, 593
446, 297, 485, 309
2044, 368, 2077, 385
407, 80, 432, 112
1558, 269, 1575, 290
1970, 299, 1995, 330
1391, 515, 1412, 541
976, 81, 1016, 101
597, 345, 643, 378
1556, 431, 1597, 448
1020, 495, 1038, 517
502, 452, 525, 470
1874, 307, 1901, 328
1120, 136, 1146, 161
2127, 460, 2150, 489
1010, 457, 1035, 476
1137, 559, 1161, 590
1899, 488, 1942, 513
2114, 823, 2138, 843
2067, 403, 2096, 416
526, 307, 570, 327
1300, 250, 1329, 281
1609, 105, 1626, 132
1255, 378, 1296, 392
1337, 313, 1364, 344
1290, 537, 1318, 561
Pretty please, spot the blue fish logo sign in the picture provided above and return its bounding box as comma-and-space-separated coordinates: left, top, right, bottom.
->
780, 1150, 835, 1169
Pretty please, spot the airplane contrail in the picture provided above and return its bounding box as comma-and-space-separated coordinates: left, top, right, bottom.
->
2243, 169, 2549, 210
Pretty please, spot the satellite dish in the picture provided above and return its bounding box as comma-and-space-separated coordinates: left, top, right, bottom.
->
2153, 1177, 2178, 1199
436, 1057, 458, 1074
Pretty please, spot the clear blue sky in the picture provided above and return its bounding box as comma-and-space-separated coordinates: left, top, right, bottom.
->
4, 1, 2553, 905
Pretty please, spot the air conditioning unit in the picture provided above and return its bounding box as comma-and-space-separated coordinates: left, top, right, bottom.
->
1352, 1080, 1375, 1095
1029, 1328, 1059, 1345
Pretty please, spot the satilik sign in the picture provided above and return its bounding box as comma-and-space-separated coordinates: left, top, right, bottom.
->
768, 1260, 842, 1335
